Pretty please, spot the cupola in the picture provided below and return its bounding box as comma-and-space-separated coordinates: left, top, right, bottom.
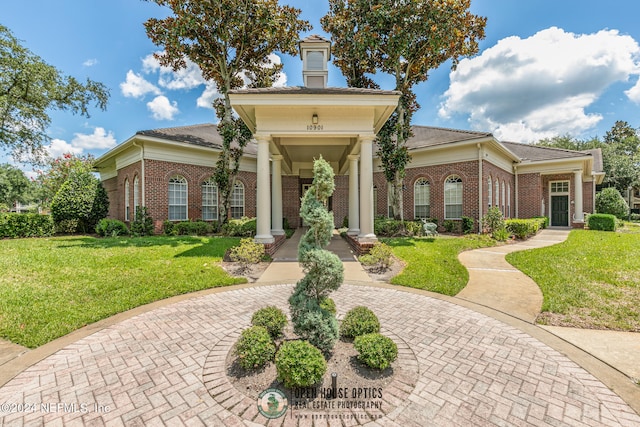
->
299, 35, 331, 88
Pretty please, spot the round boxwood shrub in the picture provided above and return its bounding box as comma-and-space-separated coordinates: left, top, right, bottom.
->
234, 326, 275, 370
340, 306, 380, 339
95, 218, 129, 237
275, 340, 326, 388
596, 187, 629, 219
354, 333, 398, 370
251, 306, 287, 338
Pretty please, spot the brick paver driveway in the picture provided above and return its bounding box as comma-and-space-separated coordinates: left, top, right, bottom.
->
1, 284, 638, 426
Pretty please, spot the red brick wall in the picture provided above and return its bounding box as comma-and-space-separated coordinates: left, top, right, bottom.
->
103, 176, 119, 220
483, 161, 516, 218
116, 162, 142, 224
282, 176, 300, 229
517, 173, 542, 219
332, 175, 349, 227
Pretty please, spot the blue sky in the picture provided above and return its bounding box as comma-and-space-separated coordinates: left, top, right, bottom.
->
3, 0, 640, 175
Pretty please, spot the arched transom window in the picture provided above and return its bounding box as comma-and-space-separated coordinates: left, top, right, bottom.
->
414, 178, 431, 219
444, 175, 463, 219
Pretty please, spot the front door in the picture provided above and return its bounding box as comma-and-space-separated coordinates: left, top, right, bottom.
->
551, 195, 569, 226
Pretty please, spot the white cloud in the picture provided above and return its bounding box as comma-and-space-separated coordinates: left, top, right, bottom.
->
120, 70, 162, 98
625, 78, 640, 103
439, 27, 640, 142
197, 83, 221, 109
147, 95, 179, 120
47, 139, 83, 158
71, 127, 117, 150
83, 58, 98, 67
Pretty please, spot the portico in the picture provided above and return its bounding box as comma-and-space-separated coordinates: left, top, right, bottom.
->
229, 36, 399, 245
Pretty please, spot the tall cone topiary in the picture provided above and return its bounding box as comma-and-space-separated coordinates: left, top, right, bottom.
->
289, 156, 344, 352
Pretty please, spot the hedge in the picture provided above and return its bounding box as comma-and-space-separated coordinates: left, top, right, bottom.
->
505, 218, 546, 239
0, 213, 55, 238
587, 214, 616, 231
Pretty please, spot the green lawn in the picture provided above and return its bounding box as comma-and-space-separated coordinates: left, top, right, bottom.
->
0, 236, 245, 348
506, 225, 640, 331
385, 234, 496, 296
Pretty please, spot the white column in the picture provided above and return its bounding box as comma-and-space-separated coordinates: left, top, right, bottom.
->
574, 169, 584, 222
348, 155, 360, 235
254, 136, 274, 243
271, 154, 284, 236
358, 136, 376, 241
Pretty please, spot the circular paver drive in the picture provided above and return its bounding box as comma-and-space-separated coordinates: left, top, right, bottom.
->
0, 284, 639, 426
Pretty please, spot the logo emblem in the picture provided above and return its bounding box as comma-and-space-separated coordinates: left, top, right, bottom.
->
257, 388, 288, 419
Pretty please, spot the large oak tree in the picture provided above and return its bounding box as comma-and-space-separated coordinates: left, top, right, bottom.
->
322, 0, 486, 220
0, 25, 109, 163
144, 0, 310, 224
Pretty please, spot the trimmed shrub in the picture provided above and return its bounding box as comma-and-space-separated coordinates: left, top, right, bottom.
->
533, 216, 549, 229
130, 207, 154, 236
359, 242, 393, 271
587, 213, 617, 231
251, 306, 287, 339
505, 219, 540, 239
51, 171, 109, 233
320, 297, 336, 315
354, 333, 398, 370
173, 220, 213, 236
481, 207, 504, 236
461, 216, 474, 234
340, 306, 380, 339
234, 326, 276, 370
0, 213, 55, 238
95, 218, 129, 237
492, 227, 510, 242
596, 187, 629, 220
374, 217, 402, 237
222, 217, 256, 237
443, 219, 461, 233
229, 238, 265, 272
275, 340, 327, 388
163, 220, 176, 235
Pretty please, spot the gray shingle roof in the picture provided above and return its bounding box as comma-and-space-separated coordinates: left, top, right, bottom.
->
405, 126, 493, 150
500, 141, 590, 162
137, 123, 257, 156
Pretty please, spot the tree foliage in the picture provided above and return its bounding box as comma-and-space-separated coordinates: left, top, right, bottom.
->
322, 0, 486, 219
34, 152, 95, 207
0, 25, 109, 162
595, 187, 629, 220
143, 0, 310, 224
50, 170, 109, 233
0, 163, 32, 208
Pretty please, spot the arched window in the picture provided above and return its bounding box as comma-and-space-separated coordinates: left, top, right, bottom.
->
168, 175, 187, 221
501, 181, 506, 216
488, 176, 492, 208
230, 181, 244, 219
495, 179, 500, 208
414, 178, 431, 219
507, 183, 512, 218
444, 175, 463, 219
133, 176, 139, 215
124, 178, 130, 221
202, 178, 218, 221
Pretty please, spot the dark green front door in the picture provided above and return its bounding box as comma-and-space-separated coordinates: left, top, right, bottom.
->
551, 195, 569, 226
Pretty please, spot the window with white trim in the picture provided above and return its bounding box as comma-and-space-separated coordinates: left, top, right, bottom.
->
501, 181, 506, 216
168, 175, 187, 221
495, 180, 500, 207
202, 178, 218, 221
414, 178, 431, 218
488, 176, 492, 208
444, 175, 463, 219
230, 181, 244, 219
387, 182, 393, 218
124, 179, 130, 221
507, 183, 511, 218
551, 181, 569, 194
133, 176, 139, 215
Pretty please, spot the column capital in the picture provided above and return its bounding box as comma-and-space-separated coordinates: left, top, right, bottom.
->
358, 134, 376, 143
348, 154, 360, 162
271, 154, 284, 161
254, 134, 272, 143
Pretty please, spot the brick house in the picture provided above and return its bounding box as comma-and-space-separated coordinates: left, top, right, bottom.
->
94, 36, 605, 246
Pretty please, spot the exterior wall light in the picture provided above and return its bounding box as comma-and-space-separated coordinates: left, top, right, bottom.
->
312, 113, 318, 124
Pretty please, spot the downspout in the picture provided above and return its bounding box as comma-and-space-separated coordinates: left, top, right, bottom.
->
132, 141, 145, 207
477, 143, 483, 233
514, 164, 519, 218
